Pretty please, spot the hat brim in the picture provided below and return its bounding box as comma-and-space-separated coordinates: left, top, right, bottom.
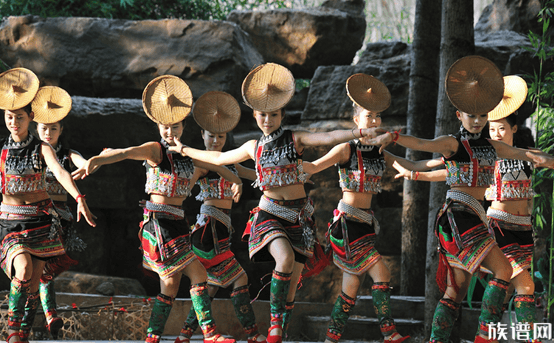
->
242, 63, 295, 112
346, 74, 391, 113
142, 75, 193, 125
0, 68, 40, 111
193, 91, 241, 134
446, 55, 504, 115
32, 86, 72, 124
487, 75, 528, 121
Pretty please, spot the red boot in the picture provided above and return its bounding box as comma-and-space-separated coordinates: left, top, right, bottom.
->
248, 333, 267, 343
385, 332, 410, 343
204, 334, 236, 343
266, 325, 283, 343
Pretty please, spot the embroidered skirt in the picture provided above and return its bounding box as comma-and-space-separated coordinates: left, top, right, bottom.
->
141, 201, 196, 280
191, 205, 245, 288
244, 195, 315, 263
481, 208, 533, 278
0, 200, 65, 278
435, 190, 496, 274
328, 201, 381, 275
43, 201, 85, 277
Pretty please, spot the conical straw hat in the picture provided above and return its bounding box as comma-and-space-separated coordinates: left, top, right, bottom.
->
487, 75, 528, 121
32, 86, 72, 124
0, 68, 40, 111
445, 55, 504, 115
242, 63, 295, 112
193, 91, 241, 134
142, 75, 193, 125
346, 74, 391, 113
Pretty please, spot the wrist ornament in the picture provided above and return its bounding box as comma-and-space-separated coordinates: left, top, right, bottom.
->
76, 194, 86, 202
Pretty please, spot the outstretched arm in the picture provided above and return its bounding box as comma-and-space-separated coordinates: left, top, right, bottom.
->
42, 143, 96, 227
303, 143, 350, 175
235, 164, 256, 181
294, 127, 385, 149
72, 142, 161, 179
392, 160, 447, 182
385, 153, 444, 172
170, 137, 255, 166
491, 139, 554, 168
367, 132, 458, 157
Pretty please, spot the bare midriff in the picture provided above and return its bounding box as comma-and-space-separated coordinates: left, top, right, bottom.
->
150, 194, 187, 207
3, 192, 51, 205
490, 199, 530, 216
263, 184, 307, 201
342, 191, 375, 209
204, 198, 233, 210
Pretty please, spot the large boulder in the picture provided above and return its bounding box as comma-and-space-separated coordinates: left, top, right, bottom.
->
227, 0, 366, 79
0, 16, 263, 99
54, 271, 147, 296
474, 0, 549, 36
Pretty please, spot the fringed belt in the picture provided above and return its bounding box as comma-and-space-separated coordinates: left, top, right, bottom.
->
145, 201, 184, 219
258, 195, 315, 248
334, 200, 380, 260
487, 208, 532, 227
200, 204, 232, 230
1, 200, 53, 216
198, 204, 232, 255
0, 200, 61, 239
446, 190, 488, 225
337, 200, 380, 232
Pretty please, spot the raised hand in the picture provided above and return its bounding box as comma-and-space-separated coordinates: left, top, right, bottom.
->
167, 137, 185, 155
392, 160, 412, 180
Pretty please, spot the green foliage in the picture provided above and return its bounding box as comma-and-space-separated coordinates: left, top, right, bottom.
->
527, 0, 554, 320
0, 0, 289, 21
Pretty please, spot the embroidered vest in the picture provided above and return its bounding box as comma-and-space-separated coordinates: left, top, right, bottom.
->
0, 135, 46, 195
338, 140, 386, 193
443, 128, 496, 187
195, 165, 238, 201
144, 140, 195, 197
45, 145, 72, 195
485, 158, 533, 201
253, 127, 306, 191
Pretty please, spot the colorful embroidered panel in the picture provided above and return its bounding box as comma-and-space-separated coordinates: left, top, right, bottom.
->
338, 140, 386, 193
144, 140, 195, 198
485, 159, 533, 201
195, 165, 237, 201
0, 135, 46, 195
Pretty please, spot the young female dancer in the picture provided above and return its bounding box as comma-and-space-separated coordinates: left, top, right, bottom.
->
174, 91, 264, 343
393, 75, 541, 342
367, 57, 554, 343
169, 63, 384, 343
304, 74, 444, 343
0, 70, 96, 343
18, 86, 89, 341
75, 76, 241, 343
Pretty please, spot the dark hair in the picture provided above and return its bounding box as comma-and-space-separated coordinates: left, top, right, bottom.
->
504, 112, 517, 127
21, 103, 32, 115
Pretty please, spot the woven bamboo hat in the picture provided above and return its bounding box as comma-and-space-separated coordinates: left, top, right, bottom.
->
242, 63, 295, 112
193, 91, 241, 134
487, 75, 528, 121
0, 68, 40, 111
445, 55, 504, 115
32, 86, 72, 124
346, 74, 391, 113
142, 75, 193, 125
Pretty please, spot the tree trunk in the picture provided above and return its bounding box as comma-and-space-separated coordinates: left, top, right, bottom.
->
400, 0, 442, 297
424, 0, 474, 341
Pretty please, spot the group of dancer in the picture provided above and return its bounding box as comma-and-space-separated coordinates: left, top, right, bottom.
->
1, 55, 553, 343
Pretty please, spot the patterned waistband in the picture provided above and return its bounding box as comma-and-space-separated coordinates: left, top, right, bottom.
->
200, 204, 232, 229
487, 208, 532, 226
259, 195, 314, 223
0, 199, 53, 216
145, 201, 184, 219
337, 200, 375, 225
446, 190, 488, 225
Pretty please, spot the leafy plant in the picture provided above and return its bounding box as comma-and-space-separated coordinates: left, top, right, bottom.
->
525, 0, 554, 321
